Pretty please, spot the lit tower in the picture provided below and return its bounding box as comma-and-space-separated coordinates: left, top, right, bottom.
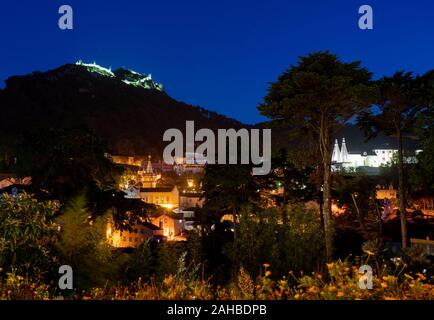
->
332, 139, 341, 163
138, 155, 161, 188
340, 138, 349, 163
145, 155, 153, 174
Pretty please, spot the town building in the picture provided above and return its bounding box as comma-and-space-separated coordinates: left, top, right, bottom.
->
106, 221, 163, 248
180, 192, 204, 209
140, 185, 180, 209
151, 213, 186, 241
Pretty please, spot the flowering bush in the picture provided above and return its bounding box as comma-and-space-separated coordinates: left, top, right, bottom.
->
82, 260, 434, 300
1, 261, 433, 300
0, 270, 50, 300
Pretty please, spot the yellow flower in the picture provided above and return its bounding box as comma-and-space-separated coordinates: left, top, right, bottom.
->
404, 274, 414, 280
265, 270, 272, 277
308, 286, 318, 294
337, 291, 345, 297
263, 263, 270, 268
326, 263, 334, 269
416, 273, 426, 281
163, 275, 175, 286
381, 282, 388, 288
365, 250, 375, 256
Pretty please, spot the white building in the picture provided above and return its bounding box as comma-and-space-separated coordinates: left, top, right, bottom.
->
331, 138, 420, 171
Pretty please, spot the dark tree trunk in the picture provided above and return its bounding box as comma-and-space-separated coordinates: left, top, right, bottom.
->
397, 130, 408, 248
351, 193, 369, 241
322, 158, 333, 261
319, 117, 333, 262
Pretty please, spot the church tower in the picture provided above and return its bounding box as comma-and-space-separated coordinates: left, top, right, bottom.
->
138, 155, 160, 188
145, 155, 153, 174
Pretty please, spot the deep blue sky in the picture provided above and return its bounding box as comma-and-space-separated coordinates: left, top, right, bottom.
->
0, 0, 433, 124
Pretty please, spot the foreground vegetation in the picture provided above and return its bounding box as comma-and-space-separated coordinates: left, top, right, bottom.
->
1, 190, 433, 300
1, 260, 433, 300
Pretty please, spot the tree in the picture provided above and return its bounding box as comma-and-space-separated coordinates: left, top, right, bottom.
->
224, 205, 324, 278
55, 195, 126, 289
0, 192, 59, 279
334, 174, 383, 243
259, 52, 377, 260
264, 148, 320, 206
156, 242, 184, 281
410, 71, 434, 195
124, 240, 154, 282
201, 164, 260, 238
358, 71, 427, 248
14, 127, 122, 201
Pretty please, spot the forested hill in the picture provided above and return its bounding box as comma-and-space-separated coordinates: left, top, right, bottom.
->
0, 62, 245, 156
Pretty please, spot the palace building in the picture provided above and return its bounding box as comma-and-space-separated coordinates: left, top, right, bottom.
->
331, 138, 421, 171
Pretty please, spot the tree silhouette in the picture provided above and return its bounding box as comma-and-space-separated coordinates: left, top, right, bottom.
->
357, 71, 430, 248
201, 164, 260, 238
14, 127, 122, 201
259, 52, 377, 260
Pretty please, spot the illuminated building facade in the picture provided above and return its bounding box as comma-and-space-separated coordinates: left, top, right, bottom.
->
140, 186, 180, 209
106, 221, 163, 248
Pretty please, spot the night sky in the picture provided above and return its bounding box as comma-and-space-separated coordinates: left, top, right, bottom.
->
0, 0, 433, 124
